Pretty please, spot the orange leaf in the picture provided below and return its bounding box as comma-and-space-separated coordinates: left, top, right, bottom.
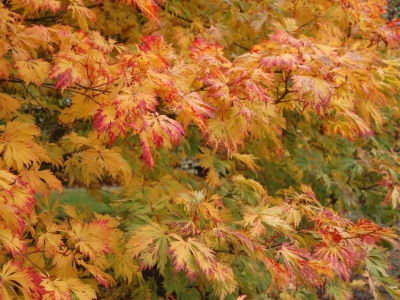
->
15, 59, 50, 86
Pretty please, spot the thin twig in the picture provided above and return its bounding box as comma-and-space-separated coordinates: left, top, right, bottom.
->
298, 15, 322, 29
275, 71, 293, 104
22, 82, 69, 127
158, 4, 250, 51
21, 253, 47, 275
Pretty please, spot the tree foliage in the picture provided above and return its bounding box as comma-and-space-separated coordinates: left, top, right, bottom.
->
0, 0, 400, 299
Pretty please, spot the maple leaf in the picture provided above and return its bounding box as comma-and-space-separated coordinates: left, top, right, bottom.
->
79, 147, 132, 185
41, 277, 97, 300
67, 220, 113, 261
0, 174, 35, 216
313, 228, 355, 282
87, 31, 126, 54
232, 153, 259, 173
111, 251, 140, 284
178, 92, 215, 129
15, 59, 50, 87
51, 246, 79, 279
0, 121, 50, 171
211, 262, 237, 299
20, 167, 62, 196
155, 114, 185, 145
76, 259, 115, 288
272, 17, 299, 33
270, 30, 303, 48
59, 93, 100, 124
121, 0, 159, 23
127, 222, 170, 274
260, 53, 299, 71
197, 199, 223, 225
65, 277, 97, 300
172, 26, 195, 49
68, 0, 97, 31
49, 54, 88, 89
0, 93, 20, 120
11, 25, 50, 60
0, 197, 22, 233
44, 142, 64, 167
292, 75, 334, 106
277, 244, 331, 288
0, 59, 11, 80
167, 234, 216, 281
379, 21, 400, 48
0, 261, 41, 299
253, 246, 289, 292
36, 220, 64, 256
60, 132, 91, 152
232, 174, 265, 196
206, 117, 247, 155
0, 225, 26, 256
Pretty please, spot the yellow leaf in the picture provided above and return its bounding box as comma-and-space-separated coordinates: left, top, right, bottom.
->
36, 221, 64, 255
68, 220, 113, 261
20, 168, 62, 196
40, 277, 70, 300
121, 0, 159, 22
232, 153, 259, 173
172, 26, 195, 49
0, 121, 50, 171
66, 277, 97, 300
231, 174, 265, 196
44, 142, 64, 167
127, 222, 170, 273
0, 226, 26, 256
0, 261, 38, 299
52, 246, 78, 279
68, 1, 97, 31
0, 169, 36, 216
15, 59, 50, 86
112, 251, 140, 284
41, 277, 97, 300
272, 17, 299, 33
168, 234, 216, 280
0, 93, 20, 120
212, 263, 238, 299
0, 59, 11, 80
59, 93, 100, 123
79, 147, 132, 186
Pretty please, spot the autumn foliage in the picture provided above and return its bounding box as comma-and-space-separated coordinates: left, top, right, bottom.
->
0, 0, 400, 299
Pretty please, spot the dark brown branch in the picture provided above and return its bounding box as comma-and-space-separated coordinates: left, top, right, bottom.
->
233, 42, 250, 51
298, 15, 322, 29
20, 253, 47, 275
75, 83, 110, 93
359, 184, 381, 190
158, 4, 250, 52
342, 227, 386, 240
275, 71, 293, 104
22, 83, 69, 127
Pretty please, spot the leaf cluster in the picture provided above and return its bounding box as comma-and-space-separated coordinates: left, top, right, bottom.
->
0, 0, 400, 299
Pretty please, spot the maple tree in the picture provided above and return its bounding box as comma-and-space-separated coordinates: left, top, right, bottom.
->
0, 0, 400, 299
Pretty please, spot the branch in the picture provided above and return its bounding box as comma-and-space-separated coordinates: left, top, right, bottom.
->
298, 15, 322, 29
342, 227, 386, 240
75, 83, 111, 93
25, 15, 62, 22
275, 71, 293, 104
21, 82, 69, 127
233, 42, 250, 51
359, 184, 381, 190
20, 253, 47, 275
1, 77, 106, 106
158, 4, 250, 52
